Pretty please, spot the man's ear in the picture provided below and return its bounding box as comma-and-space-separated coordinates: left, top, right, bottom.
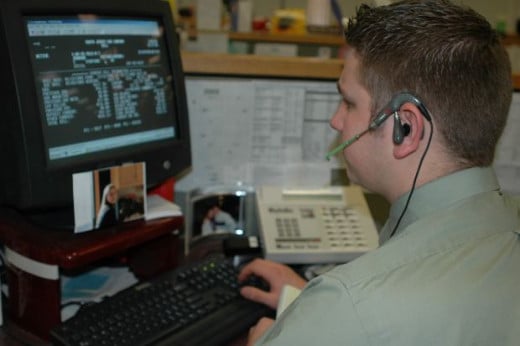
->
393, 104, 426, 159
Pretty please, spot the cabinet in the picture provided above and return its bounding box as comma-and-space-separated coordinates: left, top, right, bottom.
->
0, 208, 183, 342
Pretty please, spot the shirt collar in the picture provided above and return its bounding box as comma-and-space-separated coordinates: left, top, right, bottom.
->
379, 166, 500, 243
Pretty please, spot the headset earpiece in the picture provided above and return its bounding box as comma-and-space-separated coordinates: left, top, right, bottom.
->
392, 112, 406, 144
390, 92, 432, 122
403, 123, 411, 136
390, 92, 431, 144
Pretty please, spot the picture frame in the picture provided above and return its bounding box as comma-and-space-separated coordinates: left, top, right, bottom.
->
184, 184, 257, 254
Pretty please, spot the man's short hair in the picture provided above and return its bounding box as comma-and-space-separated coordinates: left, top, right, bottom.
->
344, 0, 512, 166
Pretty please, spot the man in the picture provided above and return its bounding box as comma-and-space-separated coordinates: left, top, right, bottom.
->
201, 204, 237, 236
238, 0, 520, 345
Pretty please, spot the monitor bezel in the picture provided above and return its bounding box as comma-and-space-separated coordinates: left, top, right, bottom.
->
0, 0, 191, 214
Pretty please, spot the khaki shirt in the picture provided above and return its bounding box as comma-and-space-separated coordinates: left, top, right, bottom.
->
258, 167, 520, 345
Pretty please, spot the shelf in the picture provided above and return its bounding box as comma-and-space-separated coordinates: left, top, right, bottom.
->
181, 51, 520, 89
228, 31, 345, 46
0, 208, 183, 269
197, 31, 519, 48
181, 51, 342, 79
0, 207, 184, 341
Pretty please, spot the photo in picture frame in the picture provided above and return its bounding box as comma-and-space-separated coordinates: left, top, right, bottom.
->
184, 184, 257, 254
73, 162, 146, 233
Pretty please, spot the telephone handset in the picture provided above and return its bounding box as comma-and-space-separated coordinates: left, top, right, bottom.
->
256, 185, 379, 264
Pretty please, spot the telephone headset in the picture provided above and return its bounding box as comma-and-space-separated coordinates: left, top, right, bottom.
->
326, 92, 431, 160
326, 92, 434, 239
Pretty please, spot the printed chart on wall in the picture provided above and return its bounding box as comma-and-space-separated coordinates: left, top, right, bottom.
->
177, 79, 520, 197
176, 77, 342, 193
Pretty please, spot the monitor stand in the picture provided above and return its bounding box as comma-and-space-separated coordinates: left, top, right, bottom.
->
23, 206, 76, 231
0, 207, 184, 342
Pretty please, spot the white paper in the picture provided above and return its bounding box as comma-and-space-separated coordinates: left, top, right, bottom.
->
73, 171, 95, 233
61, 266, 138, 320
176, 77, 341, 193
177, 77, 520, 198
277, 285, 301, 318
145, 194, 182, 220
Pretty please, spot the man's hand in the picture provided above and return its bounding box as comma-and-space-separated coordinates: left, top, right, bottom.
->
238, 258, 307, 310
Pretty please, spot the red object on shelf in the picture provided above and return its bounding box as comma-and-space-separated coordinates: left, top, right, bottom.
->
252, 17, 269, 32
148, 177, 175, 201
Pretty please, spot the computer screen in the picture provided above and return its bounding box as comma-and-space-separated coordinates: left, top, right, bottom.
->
26, 16, 178, 168
0, 0, 191, 227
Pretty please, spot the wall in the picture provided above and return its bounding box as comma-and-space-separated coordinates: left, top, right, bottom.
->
177, 0, 520, 35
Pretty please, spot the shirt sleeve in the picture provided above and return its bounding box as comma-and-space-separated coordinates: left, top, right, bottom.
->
256, 274, 370, 346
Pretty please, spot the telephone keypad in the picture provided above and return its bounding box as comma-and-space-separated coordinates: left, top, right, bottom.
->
273, 206, 367, 250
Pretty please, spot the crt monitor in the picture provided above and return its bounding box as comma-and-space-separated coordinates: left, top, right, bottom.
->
0, 0, 191, 227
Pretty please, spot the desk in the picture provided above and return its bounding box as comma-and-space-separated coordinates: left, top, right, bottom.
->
0, 213, 262, 345
0, 208, 183, 343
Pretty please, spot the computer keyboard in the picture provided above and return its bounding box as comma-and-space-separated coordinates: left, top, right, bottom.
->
50, 255, 273, 346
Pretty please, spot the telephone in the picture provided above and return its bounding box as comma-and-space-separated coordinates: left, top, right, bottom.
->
256, 185, 379, 264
